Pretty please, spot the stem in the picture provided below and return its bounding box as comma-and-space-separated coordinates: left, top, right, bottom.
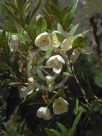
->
82, 73, 100, 102
68, 57, 89, 104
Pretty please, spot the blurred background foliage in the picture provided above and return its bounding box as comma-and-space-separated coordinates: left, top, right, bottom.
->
87, 0, 102, 16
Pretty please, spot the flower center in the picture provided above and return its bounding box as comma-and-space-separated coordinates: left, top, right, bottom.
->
40, 37, 49, 46
57, 101, 62, 105
52, 59, 61, 68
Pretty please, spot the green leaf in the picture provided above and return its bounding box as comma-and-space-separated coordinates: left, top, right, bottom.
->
4, 20, 17, 33
22, 0, 31, 12
57, 123, 69, 136
29, 0, 41, 22
81, 29, 90, 36
75, 99, 79, 114
45, 46, 54, 58
62, 6, 70, 15
63, 0, 78, 28
36, 16, 47, 34
24, 25, 36, 42
15, 0, 23, 10
17, 33, 29, 45
69, 111, 82, 136
49, 3, 63, 24
94, 69, 102, 88
6, 1, 18, 12
57, 23, 64, 33
37, 67, 45, 80
4, 4, 20, 24
63, 12, 72, 28
69, 24, 79, 36
72, 35, 87, 48
45, 128, 61, 136
71, 0, 78, 15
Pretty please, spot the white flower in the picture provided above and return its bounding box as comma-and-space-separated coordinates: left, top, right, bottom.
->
20, 85, 34, 98
46, 55, 65, 74
61, 35, 73, 51
9, 34, 19, 52
37, 107, 51, 120
70, 50, 80, 63
70, 46, 93, 63
35, 32, 51, 51
51, 31, 63, 48
20, 77, 35, 98
53, 97, 68, 114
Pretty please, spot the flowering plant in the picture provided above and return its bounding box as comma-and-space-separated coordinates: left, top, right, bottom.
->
0, 0, 101, 135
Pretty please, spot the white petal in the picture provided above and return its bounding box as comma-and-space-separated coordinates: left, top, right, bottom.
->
46, 55, 65, 73
48, 55, 65, 64
46, 75, 54, 88
51, 31, 63, 48
53, 97, 68, 114
46, 76, 54, 84
35, 32, 51, 51
55, 55, 65, 64
53, 65, 62, 74
61, 39, 72, 51
37, 107, 51, 120
36, 14, 43, 20
46, 55, 59, 68
48, 55, 58, 61
70, 50, 80, 63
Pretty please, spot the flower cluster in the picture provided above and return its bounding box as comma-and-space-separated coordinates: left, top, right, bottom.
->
7, 28, 92, 120
37, 97, 68, 120
33, 30, 93, 120
34, 31, 92, 75
7, 28, 92, 121
2, 0, 95, 130
34, 31, 69, 74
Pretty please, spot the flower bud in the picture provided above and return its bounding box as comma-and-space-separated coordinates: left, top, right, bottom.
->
37, 107, 51, 120
9, 34, 19, 52
46, 75, 54, 87
28, 77, 34, 84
